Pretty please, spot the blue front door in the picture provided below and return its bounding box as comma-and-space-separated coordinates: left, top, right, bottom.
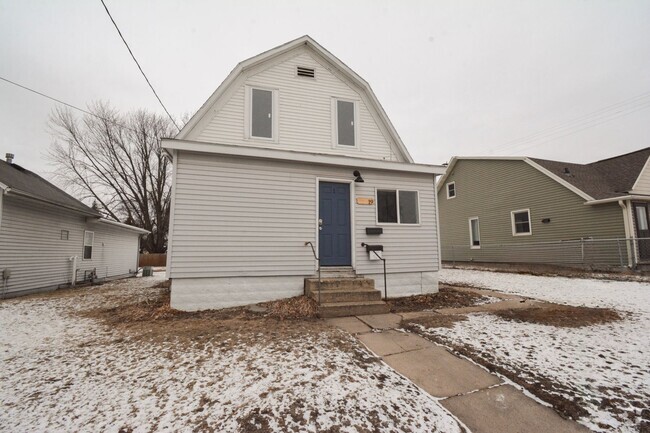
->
319, 182, 352, 266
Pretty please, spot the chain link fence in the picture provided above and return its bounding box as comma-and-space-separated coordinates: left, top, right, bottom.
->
442, 238, 650, 270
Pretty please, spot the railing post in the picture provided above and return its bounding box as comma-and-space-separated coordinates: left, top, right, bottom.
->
581, 238, 585, 264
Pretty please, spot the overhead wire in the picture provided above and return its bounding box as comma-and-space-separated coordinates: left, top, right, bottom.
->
0, 75, 138, 133
99, 0, 181, 132
490, 91, 650, 154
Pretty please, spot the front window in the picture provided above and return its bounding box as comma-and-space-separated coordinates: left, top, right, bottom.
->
336, 100, 356, 146
251, 88, 273, 139
469, 217, 480, 248
511, 209, 532, 236
377, 189, 419, 224
83, 231, 94, 260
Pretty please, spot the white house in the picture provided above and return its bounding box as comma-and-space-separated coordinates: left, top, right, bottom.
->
163, 36, 445, 313
0, 154, 149, 298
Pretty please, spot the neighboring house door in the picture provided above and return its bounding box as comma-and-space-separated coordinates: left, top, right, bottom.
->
319, 182, 352, 266
633, 202, 650, 262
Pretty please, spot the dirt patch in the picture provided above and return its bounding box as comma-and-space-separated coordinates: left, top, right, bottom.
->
261, 296, 319, 320
492, 305, 622, 327
388, 285, 493, 312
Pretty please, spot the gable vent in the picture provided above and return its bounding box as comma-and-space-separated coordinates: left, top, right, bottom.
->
297, 66, 315, 78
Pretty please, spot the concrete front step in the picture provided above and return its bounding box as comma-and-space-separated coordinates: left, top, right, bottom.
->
304, 277, 374, 292
318, 300, 391, 318
319, 267, 357, 278
307, 287, 382, 303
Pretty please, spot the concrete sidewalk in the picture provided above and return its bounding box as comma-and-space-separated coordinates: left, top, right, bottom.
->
328, 313, 591, 433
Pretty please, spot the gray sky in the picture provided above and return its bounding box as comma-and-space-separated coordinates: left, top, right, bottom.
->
1, 0, 649, 183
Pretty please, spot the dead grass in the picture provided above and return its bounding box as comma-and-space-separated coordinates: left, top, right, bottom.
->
404, 314, 467, 329
492, 304, 622, 328
388, 285, 491, 312
261, 296, 319, 320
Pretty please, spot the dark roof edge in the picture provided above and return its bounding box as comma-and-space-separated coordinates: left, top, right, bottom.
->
6, 188, 101, 217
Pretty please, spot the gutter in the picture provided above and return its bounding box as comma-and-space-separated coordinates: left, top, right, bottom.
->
585, 195, 650, 205
163, 138, 446, 175
88, 217, 150, 234
618, 200, 634, 268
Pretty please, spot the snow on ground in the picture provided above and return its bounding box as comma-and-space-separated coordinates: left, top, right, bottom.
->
430, 268, 650, 433
0, 275, 463, 433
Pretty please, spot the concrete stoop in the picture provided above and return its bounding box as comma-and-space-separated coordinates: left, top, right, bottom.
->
304, 277, 390, 318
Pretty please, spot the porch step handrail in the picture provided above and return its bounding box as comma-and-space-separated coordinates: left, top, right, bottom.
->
304, 241, 322, 305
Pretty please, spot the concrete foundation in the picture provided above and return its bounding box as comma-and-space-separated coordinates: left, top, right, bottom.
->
364, 271, 439, 298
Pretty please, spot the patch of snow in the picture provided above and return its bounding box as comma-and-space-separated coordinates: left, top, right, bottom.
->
431, 268, 650, 433
0, 278, 463, 432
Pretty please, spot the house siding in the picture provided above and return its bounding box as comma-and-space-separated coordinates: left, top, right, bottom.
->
437, 159, 626, 265
188, 48, 403, 162
168, 151, 438, 281
0, 196, 141, 297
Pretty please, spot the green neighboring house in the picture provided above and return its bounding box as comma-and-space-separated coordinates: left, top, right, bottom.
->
436, 148, 650, 269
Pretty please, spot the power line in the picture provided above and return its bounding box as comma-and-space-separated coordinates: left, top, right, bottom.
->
0, 75, 137, 133
100, 0, 180, 132
491, 91, 650, 154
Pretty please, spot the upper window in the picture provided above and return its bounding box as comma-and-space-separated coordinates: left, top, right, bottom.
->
251, 88, 273, 139
469, 217, 480, 248
446, 182, 456, 199
377, 190, 419, 224
83, 231, 94, 260
336, 99, 356, 146
511, 209, 532, 236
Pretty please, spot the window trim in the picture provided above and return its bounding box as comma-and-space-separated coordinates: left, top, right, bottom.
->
244, 85, 279, 142
468, 217, 481, 249
83, 230, 94, 260
331, 97, 360, 150
375, 189, 421, 226
446, 181, 456, 199
511, 208, 532, 236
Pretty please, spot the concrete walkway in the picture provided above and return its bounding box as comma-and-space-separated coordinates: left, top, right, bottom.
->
327, 313, 591, 433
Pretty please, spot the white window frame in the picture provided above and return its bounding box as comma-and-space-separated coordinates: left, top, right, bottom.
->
469, 217, 481, 249
244, 85, 279, 142
446, 181, 456, 199
511, 209, 532, 236
83, 230, 94, 260
331, 98, 360, 150
375, 189, 421, 226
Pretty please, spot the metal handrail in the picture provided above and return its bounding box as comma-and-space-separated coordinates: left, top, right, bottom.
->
304, 241, 322, 305
362, 243, 388, 300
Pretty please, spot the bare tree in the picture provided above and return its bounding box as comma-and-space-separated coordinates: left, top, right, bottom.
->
49, 102, 177, 253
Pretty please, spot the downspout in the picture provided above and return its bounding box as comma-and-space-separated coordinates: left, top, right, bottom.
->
618, 200, 634, 268
433, 174, 442, 270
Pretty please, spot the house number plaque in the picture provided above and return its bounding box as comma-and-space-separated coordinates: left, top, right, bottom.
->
356, 197, 375, 205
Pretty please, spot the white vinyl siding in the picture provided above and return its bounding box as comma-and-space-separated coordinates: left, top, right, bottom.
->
632, 156, 650, 195
168, 151, 438, 279
192, 48, 403, 161
0, 196, 141, 297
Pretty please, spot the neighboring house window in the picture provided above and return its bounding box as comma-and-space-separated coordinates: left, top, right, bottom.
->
251, 88, 273, 139
447, 182, 456, 199
636, 206, 649, 231
377, 189, 420, 224
511, 209, 532, 236
469, 217, 480, 248
335, 99, 356, 147
61, 230, 69, 240
83, 231, 94, 260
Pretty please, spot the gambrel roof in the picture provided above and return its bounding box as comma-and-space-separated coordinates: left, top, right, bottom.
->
437, 147, 650, 204
177, 35, 414, 163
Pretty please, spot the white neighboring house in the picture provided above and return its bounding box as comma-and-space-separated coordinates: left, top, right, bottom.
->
163, 36, 445, 311
0, 155, 149, 298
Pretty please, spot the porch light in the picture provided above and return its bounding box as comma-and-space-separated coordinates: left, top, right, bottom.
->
353, 170, 364, 183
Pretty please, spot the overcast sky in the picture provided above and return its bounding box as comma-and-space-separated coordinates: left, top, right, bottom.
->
1, 0, 649, 182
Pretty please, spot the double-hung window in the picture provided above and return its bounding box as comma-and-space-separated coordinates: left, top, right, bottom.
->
446, 182, 456, 199
377, 190, 419, 224
511, 209, 532, 236
469, 217, 480, 248
334, 99, 357, 147
247, 87, 277, 140
83, 231, 94, 260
